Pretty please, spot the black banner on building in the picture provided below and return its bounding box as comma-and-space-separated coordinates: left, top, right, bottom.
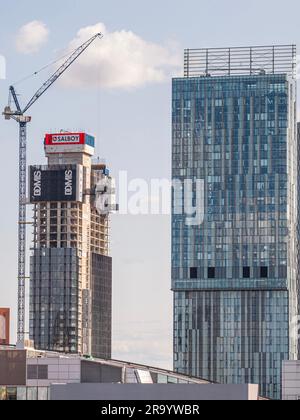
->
29, 166, 83, 203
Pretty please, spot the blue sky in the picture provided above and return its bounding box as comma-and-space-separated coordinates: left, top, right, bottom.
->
0, 0, 300, 368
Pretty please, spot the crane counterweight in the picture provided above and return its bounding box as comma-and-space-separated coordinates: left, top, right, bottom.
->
3, 106, 12, 120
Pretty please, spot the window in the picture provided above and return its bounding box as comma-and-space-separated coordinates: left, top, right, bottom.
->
208, 267, 215, 279
27, 387, 38, 401
27, 365, 37, 380
27, 365, 48, 380
157, 374, 168, 384
260, 267, 268, 278
243, 267, 250, 278
0, 387, 6, 400
6, 387, 17, 401
38, 387, 48, 400
17, 387, 27, 401
38, 365, 48, 380
190, 267, 198, 279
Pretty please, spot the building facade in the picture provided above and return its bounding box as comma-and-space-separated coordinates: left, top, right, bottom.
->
29, 132, 115, 359
172, 46, 298, 400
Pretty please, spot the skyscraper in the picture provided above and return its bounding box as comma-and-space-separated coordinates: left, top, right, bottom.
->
29, 132, 115, 359
172, 45, 298, 400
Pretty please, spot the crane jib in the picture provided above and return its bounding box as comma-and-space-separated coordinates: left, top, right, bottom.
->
22, 32, 103, 114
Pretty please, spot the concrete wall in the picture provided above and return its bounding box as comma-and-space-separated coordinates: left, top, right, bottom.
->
50, 383, 259, 401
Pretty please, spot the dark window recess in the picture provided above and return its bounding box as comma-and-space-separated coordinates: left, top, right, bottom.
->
190, 268, 198, 279
38, 365, 48, 380
260, 267, 268, 278
27, 365, 37, 380
27, 364, 48, 380
243, 267, 250, 278
208, 267, 215, 279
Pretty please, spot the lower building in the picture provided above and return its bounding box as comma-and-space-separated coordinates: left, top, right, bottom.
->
0, 347, 263, 401
282, 361, 300, 400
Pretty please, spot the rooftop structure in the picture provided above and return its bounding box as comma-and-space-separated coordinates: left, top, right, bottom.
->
184, 45, 297, 78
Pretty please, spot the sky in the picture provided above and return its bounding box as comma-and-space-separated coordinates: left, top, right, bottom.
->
0, 0, 300, 369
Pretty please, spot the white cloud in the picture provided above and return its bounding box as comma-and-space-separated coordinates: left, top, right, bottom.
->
61, 23, 181, 89
16, 21, 49, 54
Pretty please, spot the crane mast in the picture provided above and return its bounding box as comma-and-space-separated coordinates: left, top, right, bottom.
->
3, 32, 103, 345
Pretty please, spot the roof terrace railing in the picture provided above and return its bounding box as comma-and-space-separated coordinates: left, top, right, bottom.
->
184, 45, 297, 78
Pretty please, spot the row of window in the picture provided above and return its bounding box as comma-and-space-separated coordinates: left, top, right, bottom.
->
190, 266, 268, 280
0, 386, 48, 401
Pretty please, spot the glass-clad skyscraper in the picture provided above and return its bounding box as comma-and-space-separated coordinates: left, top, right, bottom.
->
172, 46, 298, 400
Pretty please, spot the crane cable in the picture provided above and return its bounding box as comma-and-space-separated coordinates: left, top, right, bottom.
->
12, 50, 72, 86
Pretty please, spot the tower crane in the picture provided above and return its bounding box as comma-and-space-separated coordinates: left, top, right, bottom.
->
3, 32, 103, 345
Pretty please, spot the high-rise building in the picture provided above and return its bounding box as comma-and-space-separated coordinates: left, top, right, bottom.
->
172, 45, 298, 400
29, 132, 115, 359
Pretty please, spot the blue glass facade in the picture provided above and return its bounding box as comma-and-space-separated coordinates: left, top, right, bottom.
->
172, 74, 298, 400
